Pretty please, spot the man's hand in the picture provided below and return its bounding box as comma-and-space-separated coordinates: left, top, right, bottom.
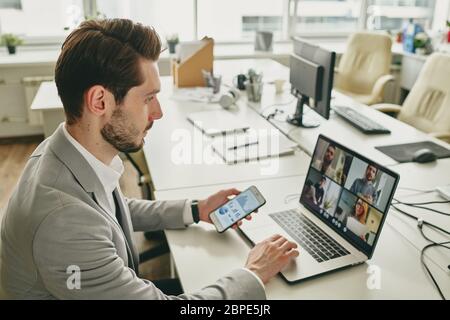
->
197, 188, 253, 229
245, 234, 299, 284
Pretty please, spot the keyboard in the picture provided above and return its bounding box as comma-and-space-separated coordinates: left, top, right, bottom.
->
333, 105, 391, 134
270, 210, 350, 263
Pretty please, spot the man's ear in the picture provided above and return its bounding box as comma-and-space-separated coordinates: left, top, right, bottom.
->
84, 85, 109, 117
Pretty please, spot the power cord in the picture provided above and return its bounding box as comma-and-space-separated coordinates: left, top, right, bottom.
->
392, 198, 450, 216
394, 199, 450, 205
417, 223, 450, 301
265, 108, 286, 122
390, 204, 450, 300
261, 99, 295, 122
260, 99, 295, 115
397, 187, 436, 194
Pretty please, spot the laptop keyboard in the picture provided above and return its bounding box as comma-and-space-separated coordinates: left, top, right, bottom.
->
269, 210, 350, 263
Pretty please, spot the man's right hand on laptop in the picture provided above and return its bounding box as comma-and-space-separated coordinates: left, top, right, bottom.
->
245, 234, 299, 284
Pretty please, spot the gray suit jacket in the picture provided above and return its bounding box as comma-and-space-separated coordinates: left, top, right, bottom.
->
0, 125, 265, 300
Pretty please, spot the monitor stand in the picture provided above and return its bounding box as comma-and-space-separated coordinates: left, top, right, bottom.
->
286, 95, 320, 128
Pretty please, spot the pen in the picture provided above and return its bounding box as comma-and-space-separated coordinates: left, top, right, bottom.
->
228, 141, 259, 150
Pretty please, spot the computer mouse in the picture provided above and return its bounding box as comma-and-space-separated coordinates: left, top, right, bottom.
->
412, 148, 437, 163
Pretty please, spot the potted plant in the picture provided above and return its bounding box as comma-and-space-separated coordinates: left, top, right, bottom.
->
1, 33, 24, 54
414, 32, 429, 55
166, 34, 179, 54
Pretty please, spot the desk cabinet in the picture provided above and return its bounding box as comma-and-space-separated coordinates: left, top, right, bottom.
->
0, 63, 55, 138
399, 54, 426, 104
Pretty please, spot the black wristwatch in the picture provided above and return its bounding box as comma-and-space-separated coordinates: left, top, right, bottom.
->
191, 200, 200, 223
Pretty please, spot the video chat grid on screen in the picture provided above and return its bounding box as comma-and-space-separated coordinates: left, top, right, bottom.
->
301, 138, 396, 249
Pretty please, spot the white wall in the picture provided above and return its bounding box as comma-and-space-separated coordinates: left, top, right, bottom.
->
128, 0, 195, 41
432, 0, 450, 31
197, 0, 284, 41
0, 0, 80, 36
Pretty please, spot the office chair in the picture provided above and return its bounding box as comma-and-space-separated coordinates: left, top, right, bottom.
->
0, 210, 7, 299
0, 259, 6, 299
334, 32, 394, 105
373, 53, 450, 143
124, 151, 170, 267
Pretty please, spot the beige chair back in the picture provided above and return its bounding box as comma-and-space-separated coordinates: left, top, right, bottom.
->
335, 32, 392, 100
398, 53, 450, 134
126, 150, 155, 200
0, 208, 8, 299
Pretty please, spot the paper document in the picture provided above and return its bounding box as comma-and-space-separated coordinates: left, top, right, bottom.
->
171, 87, 221, 103
187, 110, 251, 137
211, 130, 297, 164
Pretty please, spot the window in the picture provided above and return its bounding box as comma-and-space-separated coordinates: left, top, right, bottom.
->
366, 0, 436, 31
0, 0, 444, 44
197, 0, 285, 41
292, 0, 363, 35
0, 0, 83, 37
96, 0, 195, 41
0, 0, 22, 10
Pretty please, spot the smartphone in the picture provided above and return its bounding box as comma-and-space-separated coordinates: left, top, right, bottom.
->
209, 186, 266, 233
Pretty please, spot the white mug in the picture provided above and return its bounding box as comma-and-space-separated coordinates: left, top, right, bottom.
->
273, 79, 286, 94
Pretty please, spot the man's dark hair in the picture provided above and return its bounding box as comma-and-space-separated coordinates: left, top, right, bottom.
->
55, 19, 162, 125
327, 144, 336, 151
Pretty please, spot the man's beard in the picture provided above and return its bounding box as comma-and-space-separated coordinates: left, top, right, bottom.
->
321, 158, 332, 173
101, 107, 144, 153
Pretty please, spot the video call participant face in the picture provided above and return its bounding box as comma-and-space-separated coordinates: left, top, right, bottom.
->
319, 177, 326, 187
355, 199, 367, 220
324, 145, 335, 164
365, 165, 378, 182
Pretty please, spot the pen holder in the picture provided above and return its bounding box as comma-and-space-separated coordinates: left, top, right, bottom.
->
245, 80, 263, 103
202, 70, 222, 94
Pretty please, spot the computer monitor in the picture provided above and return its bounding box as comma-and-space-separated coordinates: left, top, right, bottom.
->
287, 37, 336, 128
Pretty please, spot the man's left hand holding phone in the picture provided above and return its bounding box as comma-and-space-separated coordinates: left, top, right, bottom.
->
195, 186, 299, 286
196, 186, 261, 231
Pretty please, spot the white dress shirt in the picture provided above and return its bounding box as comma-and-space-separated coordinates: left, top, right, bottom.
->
62, 123, 264, 289
62, 123, 194, 223
62, 123, 123, 218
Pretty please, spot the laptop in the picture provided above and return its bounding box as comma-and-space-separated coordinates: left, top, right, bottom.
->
239, 134, 399, 283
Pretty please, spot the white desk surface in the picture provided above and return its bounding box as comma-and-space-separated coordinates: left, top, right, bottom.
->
393, 158, 450, 192
387, 159, 450, 276
146, 59, 450, 189
30, 81, 62, 111
156, 176, 450, 299
142, 74, 310, 191
26, 58, 450, 299
248, 85, 449, 166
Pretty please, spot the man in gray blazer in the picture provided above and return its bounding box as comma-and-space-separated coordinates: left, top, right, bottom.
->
0, 19, 298, 299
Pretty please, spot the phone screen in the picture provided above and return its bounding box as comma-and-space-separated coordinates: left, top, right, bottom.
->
211, 187, 265, 232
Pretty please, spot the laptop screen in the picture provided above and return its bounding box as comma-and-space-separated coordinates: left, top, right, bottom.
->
300, 135, 399, 258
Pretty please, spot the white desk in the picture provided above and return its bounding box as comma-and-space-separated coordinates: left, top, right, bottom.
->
149, 59, 450, 299
26, 57, 450, 299
144, 58, 450, 190
386, 159, 450, 275
249, 88, 450, 166
30, 81, 64, 137
142, 75, 310, 191
156, 176, 450, 299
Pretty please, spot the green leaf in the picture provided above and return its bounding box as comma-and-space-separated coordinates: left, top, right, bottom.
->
0, 33, 24, 46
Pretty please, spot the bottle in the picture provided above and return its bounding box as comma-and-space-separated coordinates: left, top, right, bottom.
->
403, 19, 415, 53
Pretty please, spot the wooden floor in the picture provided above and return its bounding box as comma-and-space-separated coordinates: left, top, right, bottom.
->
0, 142, 170, 281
